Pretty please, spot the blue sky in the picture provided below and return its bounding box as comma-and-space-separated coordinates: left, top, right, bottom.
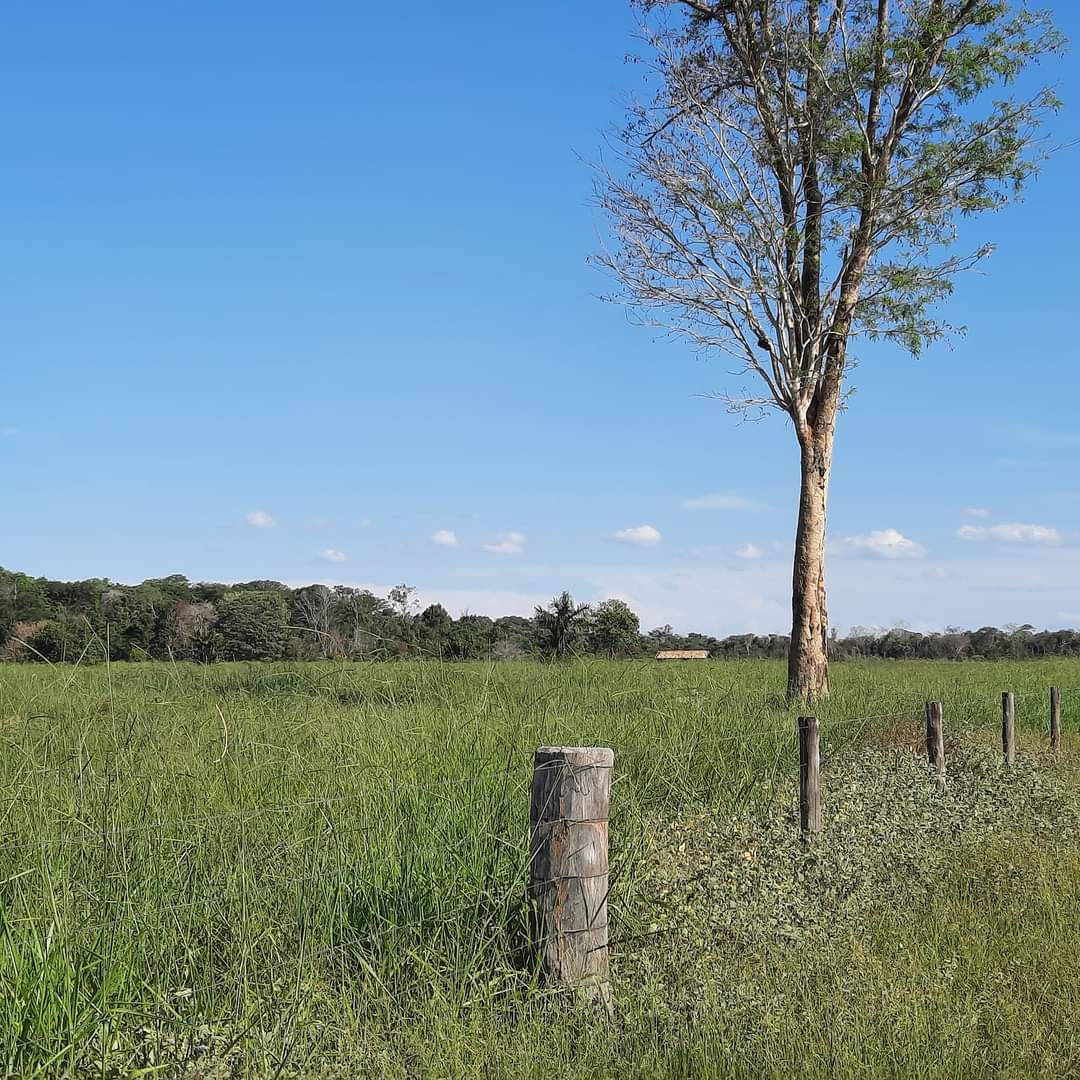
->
2, 1, 1079, 635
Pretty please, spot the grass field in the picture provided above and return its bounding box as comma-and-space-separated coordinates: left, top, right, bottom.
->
2, 658, 1080, 1077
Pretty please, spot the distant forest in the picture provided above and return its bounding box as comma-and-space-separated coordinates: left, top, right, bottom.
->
1, 567, 1078, 664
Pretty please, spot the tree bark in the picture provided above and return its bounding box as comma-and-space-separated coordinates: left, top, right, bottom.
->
788, 429, 833, 699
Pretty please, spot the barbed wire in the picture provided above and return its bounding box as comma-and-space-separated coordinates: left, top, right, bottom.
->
1005, 685, 1080, 703
2, 687, 1075, 853
0, 876, 535, 941
0, 723, 929, 856
0, 783, 533, 848
2, 672, 1075, 999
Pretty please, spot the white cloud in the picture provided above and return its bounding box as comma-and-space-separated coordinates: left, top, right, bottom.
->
957, 522, 1061, 545
482, 531, 526, 555
0, 426, 17, 437
304, 542, 1080, 638
992, 522, 1061, 545
319, 548, 348, 563
841, 528, 926, 560
963, 508, 991, 519
614, 524, 662, 546
359, 518, 373, 529
245, 510, 276, 528
432, 529, 459, 548
736, 543, 763, 560
682, 493, 754, 510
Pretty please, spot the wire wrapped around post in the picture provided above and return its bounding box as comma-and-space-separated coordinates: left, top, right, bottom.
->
528, 746, 613, 1015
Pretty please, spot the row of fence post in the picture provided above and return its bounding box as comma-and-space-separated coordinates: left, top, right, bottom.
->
529, 687, 1065, 1004
799, 685, 1065, 838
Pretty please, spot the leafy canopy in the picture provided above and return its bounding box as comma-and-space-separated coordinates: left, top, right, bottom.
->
599, 1, 1062, 429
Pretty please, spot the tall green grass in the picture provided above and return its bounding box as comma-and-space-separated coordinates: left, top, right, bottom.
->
0, 658, 1078, 1076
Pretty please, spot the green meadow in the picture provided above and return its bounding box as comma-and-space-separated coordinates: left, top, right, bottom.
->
2, 658, 1080, 1078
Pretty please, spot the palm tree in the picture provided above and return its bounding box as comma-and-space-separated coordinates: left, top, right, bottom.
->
534, 592, 591, 660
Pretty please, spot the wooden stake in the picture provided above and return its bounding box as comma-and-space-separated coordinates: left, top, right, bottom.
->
925, 701, 945, 781
1050, 686, 1061, 752
1002, 691, 1016, 766
798, 716, 821, 837
528, 746, 613, 1014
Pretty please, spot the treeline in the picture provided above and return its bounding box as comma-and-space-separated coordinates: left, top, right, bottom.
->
1, 567, 1079, 663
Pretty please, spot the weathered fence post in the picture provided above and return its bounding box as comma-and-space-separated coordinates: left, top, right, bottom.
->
528, 746, 613, 1014
1050, 686, 1061, 752
798, 716, 821, 837
925, 701, 945, 782
1002, 691, 1016, 766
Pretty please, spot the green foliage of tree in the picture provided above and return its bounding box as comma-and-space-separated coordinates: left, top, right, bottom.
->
25, 617, 106, 664
493, 615, 538, 659
447, 614, 495, 661
647, 624, 678, 653
289, 585, 337, 659
214, 591, 290, 662
193, 582, 229, 604
599, 0, 1063, 698
138, 575, 195, 606
25, 620, 75, 662
330, 587, 395, 658
4, 566, 1080, 665
156, 600, 218, 662
102, 588, 158, 661
534, 592, 591, 660
43, 578, 108, 618
589, 599, 642, 658
418, 603, 453, 658
386, 584, 419, 653
0, 568, 52, 640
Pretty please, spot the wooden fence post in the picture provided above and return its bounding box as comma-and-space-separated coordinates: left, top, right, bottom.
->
798, 716, 821, 837
1051, 686, 1061, 752
925, 701, 945, 782
529, 746, 613, 1014
1002, 691, 1016, 766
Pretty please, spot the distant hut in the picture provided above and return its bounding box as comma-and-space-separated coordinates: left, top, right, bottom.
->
655, 649, 710, 661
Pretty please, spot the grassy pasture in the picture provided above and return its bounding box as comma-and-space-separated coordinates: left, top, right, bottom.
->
2, 657, 1080, 1077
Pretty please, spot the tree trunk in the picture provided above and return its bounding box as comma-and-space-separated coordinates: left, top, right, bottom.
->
788, 431, 833, 699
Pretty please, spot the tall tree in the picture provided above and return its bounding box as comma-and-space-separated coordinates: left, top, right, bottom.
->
589, 599, 642, 657
292, 584, 337, 657
387, 583, 419, 652
534, 592, 592, 659
330, 586, 392, 658
418, 602, 453, 657
598, 0, 1061, 697
215, 591, 290, 661
448, 613, 496, 660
